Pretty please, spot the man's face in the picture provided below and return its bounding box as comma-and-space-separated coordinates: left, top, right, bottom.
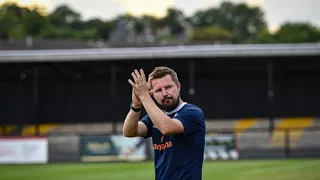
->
151, 74, 181, 112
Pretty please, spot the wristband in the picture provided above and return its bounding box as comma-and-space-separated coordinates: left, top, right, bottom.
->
131, 103, 142, 112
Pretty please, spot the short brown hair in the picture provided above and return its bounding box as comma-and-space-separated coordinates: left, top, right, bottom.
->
149, 66, 179, 88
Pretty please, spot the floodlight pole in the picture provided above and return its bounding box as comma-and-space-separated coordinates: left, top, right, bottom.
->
33, 66, 40, 136
188, 59, 195, 103
110, 63, 117, 134
267, 59, 275, 134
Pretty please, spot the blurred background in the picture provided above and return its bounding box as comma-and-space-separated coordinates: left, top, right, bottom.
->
0, 0, 319, 179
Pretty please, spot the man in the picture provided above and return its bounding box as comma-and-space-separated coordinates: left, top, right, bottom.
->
123, 66, 206, 180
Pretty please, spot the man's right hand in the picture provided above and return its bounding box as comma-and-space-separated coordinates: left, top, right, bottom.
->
132, 88, 142, 108
123, 87, 149, 138
131, 72, 153, 109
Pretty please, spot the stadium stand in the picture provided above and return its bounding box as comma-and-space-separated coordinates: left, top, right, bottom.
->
268, 117, 315, 147
1, 42, 320, 159
3, 117, 319, 143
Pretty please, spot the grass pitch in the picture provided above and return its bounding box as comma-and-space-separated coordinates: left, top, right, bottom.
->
0, 159, 319, 180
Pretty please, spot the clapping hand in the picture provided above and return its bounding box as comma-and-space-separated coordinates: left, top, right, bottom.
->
128, 69, 152, 100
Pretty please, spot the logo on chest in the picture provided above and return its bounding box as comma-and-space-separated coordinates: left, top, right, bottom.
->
153, 135, 173, 151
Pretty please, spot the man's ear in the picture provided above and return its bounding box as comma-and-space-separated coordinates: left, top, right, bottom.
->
177, 82, 181, 92
147, 76, 154, 96
149, 89, 154, 96
147, 76, 153, 88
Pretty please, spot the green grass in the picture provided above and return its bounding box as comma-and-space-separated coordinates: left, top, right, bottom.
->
0, 159, 320, 180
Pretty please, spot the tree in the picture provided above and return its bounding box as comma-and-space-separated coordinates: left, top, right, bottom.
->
253, 22, 320, 43
0, 2, 30, 39
190, 26, 233, 43
97, 21, 115, 40
49, 5, 81, 27
190, 2, 267, 43
115, 13, 145, 34
159, 8, 188, 35
73, 29, 99, 40
78, 18, 114, 40
274, 22, 320, 43
22, 9, 48, 37
251, 28, 275, 43
1, 1, 319, 45
0, 11, 17, 39
141, 15, 160, 33
0, 2, 30, 21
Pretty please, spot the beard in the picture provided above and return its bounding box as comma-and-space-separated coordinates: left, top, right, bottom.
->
160, 95, 180, 112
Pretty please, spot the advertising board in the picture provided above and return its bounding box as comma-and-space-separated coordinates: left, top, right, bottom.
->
204, 133, 239, 160
0, 137, 48, 164
81, 135, 148, 162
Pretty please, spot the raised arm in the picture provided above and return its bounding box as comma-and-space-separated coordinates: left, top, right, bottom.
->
122, 107, 149, 137
128, 69, 184, 136
123, 88, 149, 137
